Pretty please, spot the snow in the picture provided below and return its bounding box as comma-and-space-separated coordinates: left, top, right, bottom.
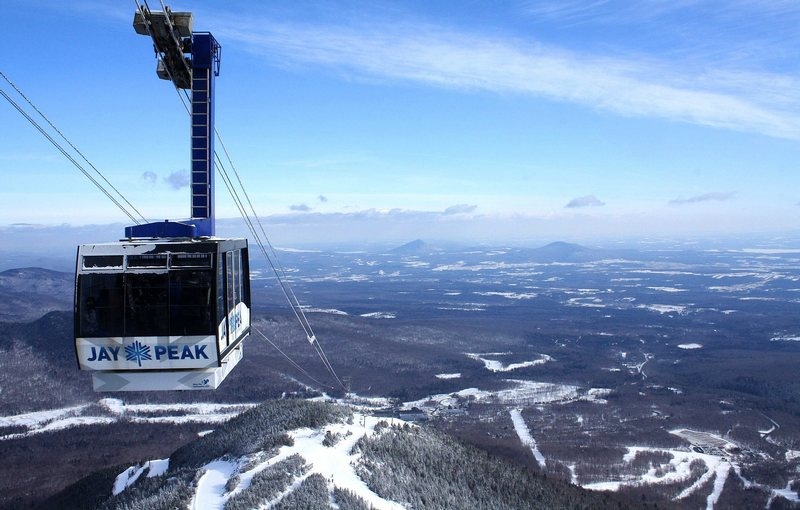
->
639, 304, 689, 314
113, 459, 169, 496
192, 459, 239, 510
585, 445, 735, 509
113, 465, 146, 496
220, 413, 407, 510
302, 307, 349, 315
584, 481, 623, 491
0, 404, 88, 429
466, 352, 552, 372
566, 297, 607, 308
359, 312, 396, 319
437, 304, 487, 312
678, 343, 703, 350
473, 291, 537, 300
509, 409, 546, 468
402, 379, 607, 413
583, 430, 800, 508
147, 458, 169, 477
771, 483, 800, 504
771, 335, 800, 342
0, 400, 255, 441
647, 286, 687, 292
706, 461, 731, 510
738, 248, 800, 254
435, 373, 461, 379
99, 398, 125, 414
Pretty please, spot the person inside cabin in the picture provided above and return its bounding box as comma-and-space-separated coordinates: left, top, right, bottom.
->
83, 297, 98, 335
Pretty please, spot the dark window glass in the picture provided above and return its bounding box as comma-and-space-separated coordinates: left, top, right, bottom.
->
172, 253, 212, 268
226, 251, 235, 312
236, 251, 243, 306
83, 255, 123, 269
128, 254, 167, 267
78, 274, 124, 337
125, 273, 168, 336
169, 270, 213, 335
217, 253, 226, 337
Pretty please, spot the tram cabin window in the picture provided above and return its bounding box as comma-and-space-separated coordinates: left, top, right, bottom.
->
77, 251, 217, 338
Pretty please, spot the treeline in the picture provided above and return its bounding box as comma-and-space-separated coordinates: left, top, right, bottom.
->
171, 399, 352, 469
353, 423, 647, 509
43, 400, 353, 509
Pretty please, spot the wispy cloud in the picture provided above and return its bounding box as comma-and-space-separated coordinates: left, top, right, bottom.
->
318, 195, 328, 203
443, 204, 477, 215
141, 171, 157, 186
165, 170, 189, 190
216, 14, 800, 140
565, 195, 605, 208
669, 191, 736, 205
290, 203, 312, 212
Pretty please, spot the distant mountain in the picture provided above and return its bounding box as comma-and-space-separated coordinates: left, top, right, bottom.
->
45, 399, 640, 510
0, 267, 73, 322
390, 239, 431, 254
530, 241, 638, 263
0, 311, 93, 414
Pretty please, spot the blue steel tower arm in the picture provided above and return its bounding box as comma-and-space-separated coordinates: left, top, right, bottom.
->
189, 33, 220, 237
126, 10, 221, 239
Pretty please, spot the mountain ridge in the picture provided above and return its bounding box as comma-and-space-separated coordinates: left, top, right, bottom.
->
44, 399, 645, 510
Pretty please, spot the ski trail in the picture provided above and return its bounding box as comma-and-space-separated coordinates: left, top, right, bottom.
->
509, 408, 546, 468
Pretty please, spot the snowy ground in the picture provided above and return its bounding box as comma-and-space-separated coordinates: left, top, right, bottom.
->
117, 412, 409, 510
509, 409, 546, 468
0, 399, 255, 441
577, 430, 800, 509
466, 352, 553, 372
401, 380, 611, 414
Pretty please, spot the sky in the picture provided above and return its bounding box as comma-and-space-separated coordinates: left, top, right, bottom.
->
2, 0, 800, 246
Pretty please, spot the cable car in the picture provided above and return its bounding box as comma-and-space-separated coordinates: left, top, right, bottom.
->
75, 239, 249, 391
74, 6, 250, 391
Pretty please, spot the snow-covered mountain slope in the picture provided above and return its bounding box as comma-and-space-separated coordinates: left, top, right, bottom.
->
46, 399, 635, 510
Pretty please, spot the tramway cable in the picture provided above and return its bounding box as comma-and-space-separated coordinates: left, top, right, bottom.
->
3, 3, 347, 392
0, 83, 142, 225
134, 0, 348, 391
0, 71, 147, 225
254, 329, 332, 390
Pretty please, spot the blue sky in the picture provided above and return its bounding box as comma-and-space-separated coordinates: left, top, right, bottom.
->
2, 0, 799, 245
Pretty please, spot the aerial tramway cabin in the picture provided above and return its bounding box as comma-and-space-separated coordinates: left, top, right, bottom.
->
74, 6, 251, 391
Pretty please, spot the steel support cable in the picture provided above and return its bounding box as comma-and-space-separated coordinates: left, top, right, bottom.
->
145, 12, 311, 339
253, 328, 331, 390
0, 86, 140, 224
135, 0, 348, 392
215, 156, 348, 391
213, 154, 311, 343
214, 136, 348, 392
0, 71, 147, 225
215, 152, 347, 392
214, 154, 314, 341
215, 132, 320, 342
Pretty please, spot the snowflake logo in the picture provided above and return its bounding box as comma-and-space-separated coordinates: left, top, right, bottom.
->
125, 341, 152, 367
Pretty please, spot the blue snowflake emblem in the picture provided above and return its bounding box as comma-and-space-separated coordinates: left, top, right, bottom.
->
125, 341, 152, 367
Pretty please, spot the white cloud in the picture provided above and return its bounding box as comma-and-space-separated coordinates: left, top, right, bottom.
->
669, 191, 736, 205
216, 16, 800, 140
566, 195, 605, 208
165, 170, 189, 190
443, 204, 477, 215
141, 171, 157, 186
